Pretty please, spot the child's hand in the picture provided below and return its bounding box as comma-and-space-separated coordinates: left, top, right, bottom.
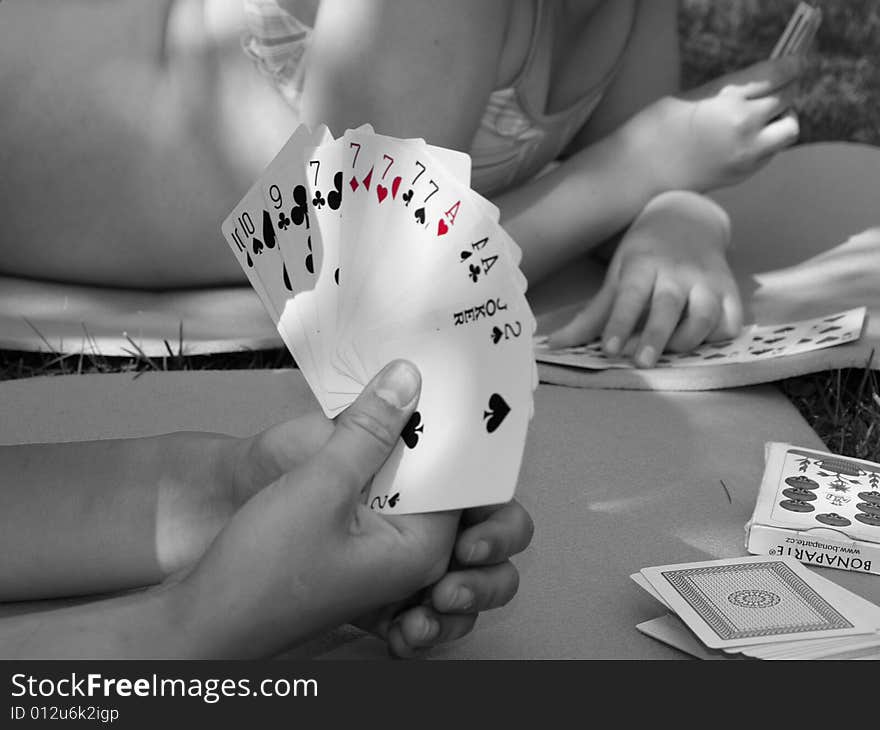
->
174, 361, 532, 657
354, 499, 533, 658
549, 192, 743, 367
629, 55, 805, 193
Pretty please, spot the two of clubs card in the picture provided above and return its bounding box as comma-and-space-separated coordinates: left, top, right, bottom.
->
222, 124, 538, 515
633, 556, 880, 660
536, 307, 867, 371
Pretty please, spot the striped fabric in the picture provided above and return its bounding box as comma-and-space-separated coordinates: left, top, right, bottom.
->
241, 0, 310, 109
240, 0, 635, 196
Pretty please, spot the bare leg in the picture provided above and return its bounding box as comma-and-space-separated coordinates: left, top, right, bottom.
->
0, 0, 297, 289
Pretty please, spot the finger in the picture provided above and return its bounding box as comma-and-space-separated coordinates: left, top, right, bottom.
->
750, 84, 799, 123
457, 500, 534, 564
602, 258, 657, 356
633, 279, 687, 367
708, 288, 745, 342
666, 284, 723, 353
310, 360, 420, 509
547, 280, 616, 349
755, 109, 800, 154
431, 562, 520, 614
388, 606, 478, 657
728, 56, 804, 98
245, 412, 335, 489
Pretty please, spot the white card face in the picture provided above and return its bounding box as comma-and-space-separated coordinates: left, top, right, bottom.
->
221, 182, 288, 323
762, 443, 880, 540
301, 135, 363, 397
360, 314, 535, 515
641, 556, 879, 649
536, 307, 866, 370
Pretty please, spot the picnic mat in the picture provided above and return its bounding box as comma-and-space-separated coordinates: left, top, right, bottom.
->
2, 369, 879, 659
1, 142, 878, 390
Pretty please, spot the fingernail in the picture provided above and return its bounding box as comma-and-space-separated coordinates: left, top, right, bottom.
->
374, 360, 419, 408
451, 587, 475, 611
419, 615, 439, 641
637, 346, 656, 368
605, 336, 621, 355
466, 540, 490, 563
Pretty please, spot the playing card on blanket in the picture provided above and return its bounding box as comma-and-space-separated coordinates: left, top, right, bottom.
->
536, 307, 866, 370
635, 556, 880, 653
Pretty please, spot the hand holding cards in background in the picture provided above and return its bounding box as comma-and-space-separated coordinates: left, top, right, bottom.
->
548, 191, 742, 367
626, 53, 806, 194
623, 2, 818, 196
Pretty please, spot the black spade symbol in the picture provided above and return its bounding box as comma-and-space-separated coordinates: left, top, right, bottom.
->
402, 189, 413, 206
388, 493, 400, 509
483, 393, 511, 434
245, 252, 254, 268
283, 263, 292, 291
401, 411, 424, 449
305, 236, 314, 274
460, 250, 473, 261
491, 326, 503, 344
414, 207, 426, 224
262, 209, 276, 249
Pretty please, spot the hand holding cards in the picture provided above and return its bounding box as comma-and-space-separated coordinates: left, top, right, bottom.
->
634, 556, 880, 660
222, 124, 537, 515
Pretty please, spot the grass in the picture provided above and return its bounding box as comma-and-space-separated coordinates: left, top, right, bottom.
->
1, 0, 879, 458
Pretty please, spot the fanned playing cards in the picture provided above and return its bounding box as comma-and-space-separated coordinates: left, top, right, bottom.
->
222, 124, 537, 515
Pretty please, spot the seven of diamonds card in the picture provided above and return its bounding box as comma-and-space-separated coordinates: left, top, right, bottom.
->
222, 124, 537, 515
747, 442, 880, 575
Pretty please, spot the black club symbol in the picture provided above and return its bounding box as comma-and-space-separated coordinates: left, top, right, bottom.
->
468, 264, 481, 283
277, 211, 291, 230
312, 191, 325, 209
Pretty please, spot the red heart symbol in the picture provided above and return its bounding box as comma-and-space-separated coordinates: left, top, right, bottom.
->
437, 219, 449, 236
376, 185, 388, 203
391, 176, 402, 199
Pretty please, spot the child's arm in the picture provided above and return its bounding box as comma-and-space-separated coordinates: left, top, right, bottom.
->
0, 434, 238, 601
0, 362, 461, 658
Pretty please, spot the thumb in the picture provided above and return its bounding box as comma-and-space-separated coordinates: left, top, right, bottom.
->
547, 280, 616, 349
310, 359, 421, 509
